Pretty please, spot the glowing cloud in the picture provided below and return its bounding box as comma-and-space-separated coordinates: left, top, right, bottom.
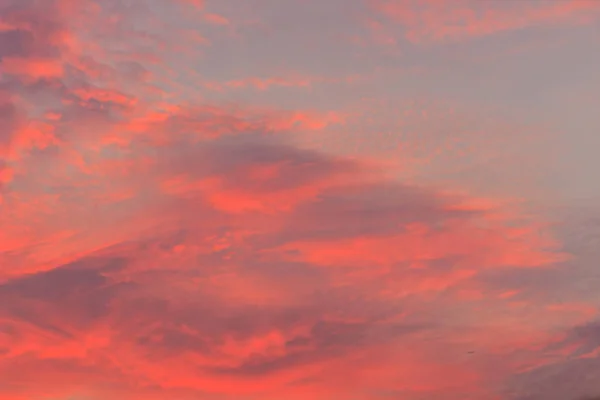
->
0, 0, 598, 400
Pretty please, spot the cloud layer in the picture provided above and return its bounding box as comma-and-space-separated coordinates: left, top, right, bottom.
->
1, 0, 599, 399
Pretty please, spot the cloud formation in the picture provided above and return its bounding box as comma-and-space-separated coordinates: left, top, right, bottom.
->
0, 132, 568, 399
1, 0, 599, 400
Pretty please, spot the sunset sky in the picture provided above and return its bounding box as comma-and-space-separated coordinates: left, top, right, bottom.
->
1, 0, 600, 399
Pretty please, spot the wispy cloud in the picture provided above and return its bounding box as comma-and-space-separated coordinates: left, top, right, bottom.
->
369, 0, 600, 44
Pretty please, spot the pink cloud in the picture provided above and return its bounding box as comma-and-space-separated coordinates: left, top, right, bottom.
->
0, 0, 597, 399
0, 120, 570, 399
204, 12, 230, 26
370, 0, 600, 43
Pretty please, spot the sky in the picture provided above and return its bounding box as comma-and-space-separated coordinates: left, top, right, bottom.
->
0, 0, 600, 399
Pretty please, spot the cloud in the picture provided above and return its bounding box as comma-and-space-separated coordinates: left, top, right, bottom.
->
496, 206, 600, 400
0, 123, 568, 399
0, 0, 591, 399
369, 0, 600, 44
